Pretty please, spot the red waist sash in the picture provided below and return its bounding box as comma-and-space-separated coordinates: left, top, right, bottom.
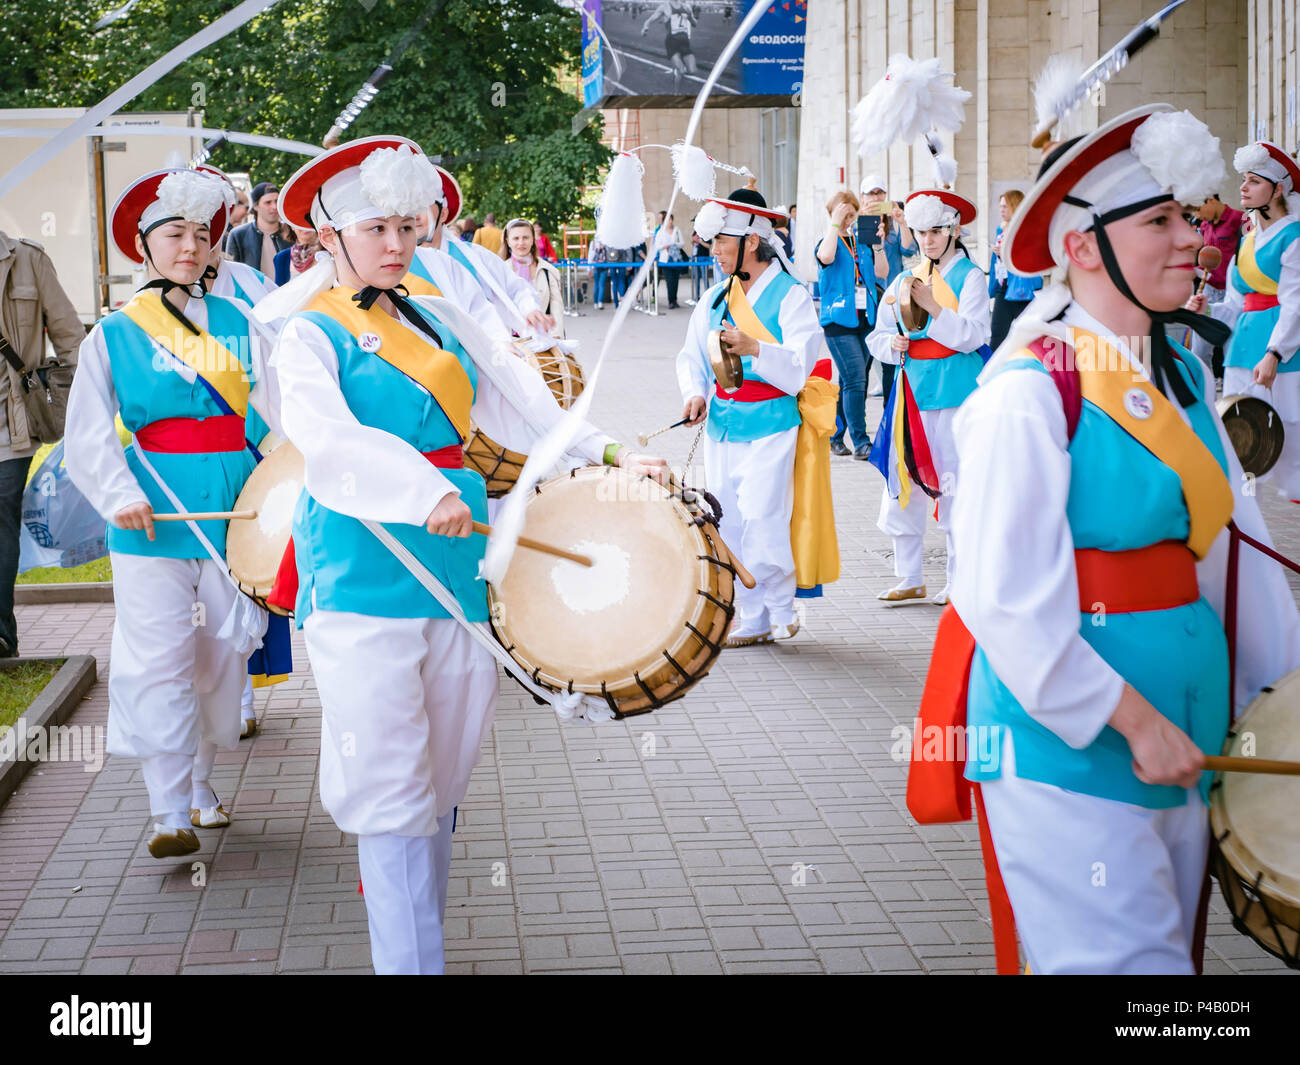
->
905, 338, 957, 360
136, 415, 246, 453
1243, 292, 1280, 312
906, 539, 1203, 975
265, 443, 467, 613
715, 379, 789, 402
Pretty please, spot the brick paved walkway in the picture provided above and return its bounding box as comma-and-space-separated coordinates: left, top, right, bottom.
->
0, 301, 1295, 974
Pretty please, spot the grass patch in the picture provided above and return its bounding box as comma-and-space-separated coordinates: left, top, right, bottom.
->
16, 558, 112, 585
0, 660, 64, 733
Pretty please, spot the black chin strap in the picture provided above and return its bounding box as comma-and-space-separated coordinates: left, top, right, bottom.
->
352, 284, 444, 349
139, 277, 204, 335
1082, 199, 1231, 408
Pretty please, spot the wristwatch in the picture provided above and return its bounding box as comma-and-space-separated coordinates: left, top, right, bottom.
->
1267, 349, 1283, 364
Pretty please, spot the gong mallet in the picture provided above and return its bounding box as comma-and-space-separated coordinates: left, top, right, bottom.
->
471, 521, 593, 567
1204, 755, 1300, 776
1195, 245, 1222, 296
637, 417, 690, 448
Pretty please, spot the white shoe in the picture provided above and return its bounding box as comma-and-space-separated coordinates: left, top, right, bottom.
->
240, 716, 258, 739
147, 823, 200, 859
190, 802, 231, 829
930, 585, 951, 606
770, 620, 800, 641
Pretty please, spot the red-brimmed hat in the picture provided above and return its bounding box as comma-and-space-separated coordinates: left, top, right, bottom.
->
1001, 104, 1167, 277
1240, 141, 1300, 193
703, 194, 787, 222
432, 164, 462, 226
904, 188, 977, 226
279, 135, 426, 229
109, 169, 230, 264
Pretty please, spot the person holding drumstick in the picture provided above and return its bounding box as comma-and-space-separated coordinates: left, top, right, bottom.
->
677, 188, 829, 647
1187, 142, 1300, 501
865, 186, 990, 607
64, 168, 282, 858
913, 102, 1300, 974
266, 136, 667, 975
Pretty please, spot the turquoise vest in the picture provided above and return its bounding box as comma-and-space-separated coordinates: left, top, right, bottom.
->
899, 255, 985, 410
1226, 219, 1300, 371
815, 236, 877, 329
705, 270, 803, 443
97, 294, 257, 560
445, 239, 479, 281
410, 251, 440, 288
965, 346, 1231, 808
289, 303, 490, 626
224, 264, 272, 309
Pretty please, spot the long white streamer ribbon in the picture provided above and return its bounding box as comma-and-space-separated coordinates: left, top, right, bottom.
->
0, 124, 322, 158
481, 0, 769, 585
0, 0, 281, 201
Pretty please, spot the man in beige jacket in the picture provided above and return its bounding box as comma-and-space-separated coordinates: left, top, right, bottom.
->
0, 231, 84, 655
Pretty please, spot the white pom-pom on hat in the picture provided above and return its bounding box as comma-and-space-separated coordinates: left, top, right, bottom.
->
904, 194, 956, 232
693, 200, 728, 242
359, 145, 443, 219
671, 142, 717, 201
1130, 110, 1224, 205
141, 170, 229, 230
595, 152, 647, 249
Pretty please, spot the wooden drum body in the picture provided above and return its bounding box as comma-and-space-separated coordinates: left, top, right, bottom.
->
515, 341, 585, 410
227, 441, 304, 617
488, 466, 735, 718
1209, 668, 1300, 968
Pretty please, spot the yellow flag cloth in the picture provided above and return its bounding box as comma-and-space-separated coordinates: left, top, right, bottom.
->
791, 375, 841, 591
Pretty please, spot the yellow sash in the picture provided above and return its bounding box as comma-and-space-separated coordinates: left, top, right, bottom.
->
725, 274, 840, 590
1235, 229, 1277, 296
401, 271, 444, 298
121, 291, 250, 417
912, 259, 960, 313
1070, 328, 1233, 559
306, 287, 474, 441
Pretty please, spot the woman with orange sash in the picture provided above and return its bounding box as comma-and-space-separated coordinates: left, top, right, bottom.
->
915, 104, 1300, 974
64, 168, 281, 859
267, 136, 665, 974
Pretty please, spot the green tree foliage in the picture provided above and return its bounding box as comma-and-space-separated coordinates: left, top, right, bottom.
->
0, 0, 608, 231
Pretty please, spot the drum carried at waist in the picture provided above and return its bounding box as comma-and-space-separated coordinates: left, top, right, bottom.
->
513, 339, 585, 410
226, 434, 304, 617
488, 465, 737, 718
1209, 667, 1300, 969
1217, 393, 1285, 477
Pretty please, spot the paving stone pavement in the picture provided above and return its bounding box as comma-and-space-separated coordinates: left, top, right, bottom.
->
0, 297, 1296, 975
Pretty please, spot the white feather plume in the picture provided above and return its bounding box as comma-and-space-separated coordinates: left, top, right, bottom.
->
359, 145, 443, 218
1033, 53, 1086, 134
1131, 110, 1224, 206
595, 152, 647, 249
924, 132, 957, 187
671, 142, 717, 201
851, 54, 971, 158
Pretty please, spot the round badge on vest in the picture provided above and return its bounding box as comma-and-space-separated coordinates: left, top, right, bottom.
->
359, 332, 383, 353
1123, 388, 1154, 420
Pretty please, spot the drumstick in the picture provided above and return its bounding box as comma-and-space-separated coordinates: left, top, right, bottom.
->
637, 417, 689, 448
706, 528, 757, 589
152, 510, 257, 522
470, 521, 592, 567
1204, 755, 1300, 776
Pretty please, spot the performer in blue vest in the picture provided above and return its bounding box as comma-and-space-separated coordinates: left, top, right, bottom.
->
268, 136, 666, 974
196, 164, 279, 311
677, 189, 828, 646
1189, 141, 1300, 501
866, 186, 990, 606
918, 102, 1300, 974
65, 168, 282, 859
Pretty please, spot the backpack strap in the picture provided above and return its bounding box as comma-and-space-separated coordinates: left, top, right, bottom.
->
1024, 335, 1081, 441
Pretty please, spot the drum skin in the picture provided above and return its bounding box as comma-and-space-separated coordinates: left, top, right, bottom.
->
488, 466, 735, 717
1217, 394, 1284, 478
227, 442, 304, 617
1209, 668, 1300, 966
